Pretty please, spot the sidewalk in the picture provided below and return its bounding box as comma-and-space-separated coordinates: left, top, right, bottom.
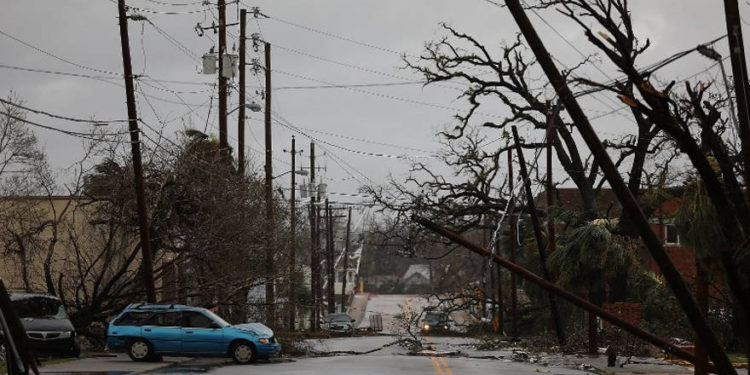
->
587, 355, 693, 375
38, 353, 191, 374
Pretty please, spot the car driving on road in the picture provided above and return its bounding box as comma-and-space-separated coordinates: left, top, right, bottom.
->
107, 303, 280, 364
421, 311, 452, 334
320, 313, 355, 336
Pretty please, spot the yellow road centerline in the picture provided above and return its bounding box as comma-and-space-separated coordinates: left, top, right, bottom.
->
438, 357, 455, 375
430, 356, 445, 375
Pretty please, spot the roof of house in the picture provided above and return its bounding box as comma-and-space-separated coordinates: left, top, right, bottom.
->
534, 187, 685, 219
402, 264, 430, 282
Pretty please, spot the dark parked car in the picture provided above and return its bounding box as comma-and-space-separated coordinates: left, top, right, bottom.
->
421, 311, 452, 334
320, 313, 355, 336
2, 293, 80, 357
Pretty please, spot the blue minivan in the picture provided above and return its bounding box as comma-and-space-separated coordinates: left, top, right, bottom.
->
107, 303, 280, 364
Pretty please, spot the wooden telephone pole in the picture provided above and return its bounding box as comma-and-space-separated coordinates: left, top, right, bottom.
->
325, 199, 336, 314
217, 0, 228, 155
340, 207, 352, 312
508, 149, 518, 338
288, 136, 298, 330
117, 0, 156, 303
263, 41, 275, 326
309, 142, 320, 330
237, 8, 247, 174
511, 126, 565, 346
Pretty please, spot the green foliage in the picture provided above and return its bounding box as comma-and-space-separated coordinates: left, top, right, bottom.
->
674, 179, 723, 259
628, 270, 690, 337
548, 220, 630, 293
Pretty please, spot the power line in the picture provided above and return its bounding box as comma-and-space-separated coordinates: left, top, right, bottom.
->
145, 19, 202, 62
0, 27, 123, 77
275, 81, 422, 90
0, 98, 130, 124
271, 119, 435, 154
274, 69, 503, 119
273, 117, 434, 160
141, 0, 205, 6
0, 110, 131, 142
139, 79, 215, 94
270, 43, 466, 92
263, 14, 491, 75
113, 0, 222, 15
268, 16, 404, 57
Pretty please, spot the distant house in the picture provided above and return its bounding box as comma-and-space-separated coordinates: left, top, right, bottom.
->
401, 264, 431, 293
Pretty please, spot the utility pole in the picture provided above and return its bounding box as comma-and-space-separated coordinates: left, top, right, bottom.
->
237, 8, 247, 174
508, 149, 517, 338
316, 204, 323, 318
546, 101, 556, 258
217, 0, 228, 155
512, 126, 566, 346
504, 1, 735, 372
288, 136, 298, 330
263, 41, 275, 326
340, 206, 352, 312
309, 142, 319, 330
695, 260, 709, 375
494, 238, 503, 334
118, 0, 156, 303
326, 199, 336, 314
723, 0, 750, 187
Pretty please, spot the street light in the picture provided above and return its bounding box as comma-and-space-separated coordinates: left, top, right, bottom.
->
697, 44, 740, 135
228, 101, 262, 115
272, 169, 308, 179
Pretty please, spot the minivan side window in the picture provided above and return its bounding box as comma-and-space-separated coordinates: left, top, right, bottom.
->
182, 311, 215, 328
144, 311, 181, 327
114, 312, 152, 326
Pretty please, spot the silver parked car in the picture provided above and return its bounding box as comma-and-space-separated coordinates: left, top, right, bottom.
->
320, 313, 355, 336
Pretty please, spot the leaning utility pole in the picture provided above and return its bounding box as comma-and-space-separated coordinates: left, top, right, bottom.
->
237, 8, 247, 174
263, 41, 275, 326
117, 0, 156, 303
545, 101, 556, 258
511, 126, 566, 346
340, 206, 352, 312
723, 0, 750, 187
504, 1, 735, 373
414, 217, 703, 367
288, 136, 298, 330
511, 126, 565, 346
508, 149, 518, 338
217, 0, 228, 155
326, 199, 336, 314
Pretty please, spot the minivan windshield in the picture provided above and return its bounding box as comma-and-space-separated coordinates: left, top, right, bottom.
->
203, 310, 230, 327
12, 297, 68, 320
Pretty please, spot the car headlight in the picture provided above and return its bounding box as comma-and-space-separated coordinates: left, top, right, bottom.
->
258, 338, 270, 344
423, 324, 430, 331
59, 331, 73, 339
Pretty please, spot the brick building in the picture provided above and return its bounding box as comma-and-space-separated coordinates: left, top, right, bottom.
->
535, 188, 698, 285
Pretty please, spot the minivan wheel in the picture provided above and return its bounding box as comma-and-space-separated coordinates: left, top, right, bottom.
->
230, 341, 256, 364
127, 339, 153, 362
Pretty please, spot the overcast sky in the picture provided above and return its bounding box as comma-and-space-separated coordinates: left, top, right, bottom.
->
0, 1, 740, 213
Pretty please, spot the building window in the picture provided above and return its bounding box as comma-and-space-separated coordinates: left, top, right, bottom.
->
664, 224, 680, 246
